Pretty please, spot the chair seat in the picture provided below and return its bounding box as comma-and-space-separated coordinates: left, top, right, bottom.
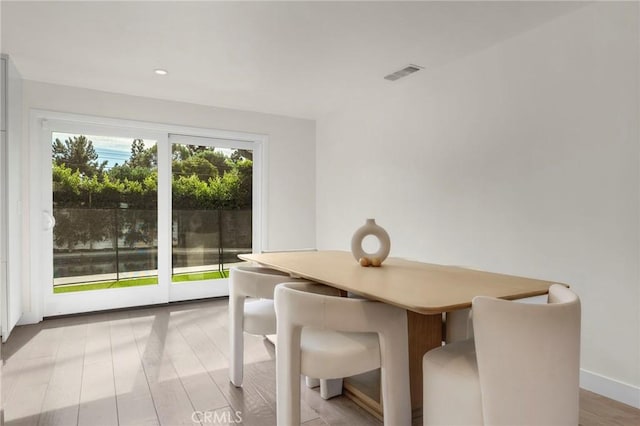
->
423, 339, 483, 426
243, 299, 276, 335
301, 328, 380, 379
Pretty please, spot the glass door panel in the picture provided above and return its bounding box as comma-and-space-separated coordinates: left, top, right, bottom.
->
51, 132, 159, 293
170, 139, 252, 286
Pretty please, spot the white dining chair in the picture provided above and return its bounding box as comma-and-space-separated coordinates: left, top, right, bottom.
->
423, 284, 581, 426
228, 265, 297, 387
228, 264, 339, 398
275, 281, 411, 426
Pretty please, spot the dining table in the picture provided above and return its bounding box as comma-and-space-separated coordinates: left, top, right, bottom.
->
238, 250, 561, 418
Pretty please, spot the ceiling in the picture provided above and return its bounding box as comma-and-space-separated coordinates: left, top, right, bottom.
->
1, 1, 583, 119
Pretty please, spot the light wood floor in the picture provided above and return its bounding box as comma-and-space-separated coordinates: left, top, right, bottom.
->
2, 298, 639, 426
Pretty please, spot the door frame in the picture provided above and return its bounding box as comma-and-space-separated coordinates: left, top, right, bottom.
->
27, 110, 267, 320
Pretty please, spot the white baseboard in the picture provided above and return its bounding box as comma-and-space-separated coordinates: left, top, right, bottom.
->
580, 369, 640, 409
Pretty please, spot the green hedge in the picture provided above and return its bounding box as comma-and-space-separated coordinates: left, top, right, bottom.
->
53, 160, 252, 210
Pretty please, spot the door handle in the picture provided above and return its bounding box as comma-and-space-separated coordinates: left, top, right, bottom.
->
42, 211, 56, 231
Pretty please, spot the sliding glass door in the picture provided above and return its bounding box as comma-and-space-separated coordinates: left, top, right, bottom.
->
42, 123, 168, 316
37, 117, 262, 316
168, 134, 254, 301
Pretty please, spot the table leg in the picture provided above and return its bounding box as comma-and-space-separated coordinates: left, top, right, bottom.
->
343, 311, 442, 419
407, 311, 443, 414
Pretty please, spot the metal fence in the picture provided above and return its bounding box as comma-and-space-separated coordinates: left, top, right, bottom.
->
53, 207, 252, 284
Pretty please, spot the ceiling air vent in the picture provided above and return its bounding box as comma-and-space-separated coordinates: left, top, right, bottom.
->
384, 64, 424, 81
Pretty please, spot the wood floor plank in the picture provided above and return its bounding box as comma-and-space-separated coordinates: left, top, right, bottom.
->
77, 360, 118, 426
300, 382, 381, 426
193, 299, 276, 367
192, 300, 281, 426
38, 321, 87, 426
192, 302, 234, 361
248, 359, 321, 424
3, 357, 55, 426
172, 308, 229, 374
2, 356, 31, 406
579, 389, 640, 426
77, 319, 117, 426
209, 367, 278, 426
109, 316, 159, 426
3, 298, 639, 426
129, 309, 200, 426
167, 310, 228, 413
3, 321, 66, 424
302, 418, 329, 426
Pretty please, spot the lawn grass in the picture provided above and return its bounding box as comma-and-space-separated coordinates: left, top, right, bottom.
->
53, 270, 229, 293
171, 270, 228, 282
54, 276, 159, 293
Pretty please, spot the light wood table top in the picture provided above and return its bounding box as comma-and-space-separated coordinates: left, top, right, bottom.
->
239, 250, 562, 314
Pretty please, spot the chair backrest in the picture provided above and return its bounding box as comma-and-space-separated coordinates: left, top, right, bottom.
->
274, 282, 411, 425
274, 282, 406, 335
229, 265, 292, 299
472, 284, 581, 426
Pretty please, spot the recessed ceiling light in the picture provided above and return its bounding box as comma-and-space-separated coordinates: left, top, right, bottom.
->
154, 69, 168, 76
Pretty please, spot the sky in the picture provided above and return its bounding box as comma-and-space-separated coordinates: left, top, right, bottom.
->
52, 133, 239, 170
53, 132, 153, 170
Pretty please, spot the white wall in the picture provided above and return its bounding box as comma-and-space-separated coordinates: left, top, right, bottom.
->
19, 80, 316, 318
316, 2, 639, 405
